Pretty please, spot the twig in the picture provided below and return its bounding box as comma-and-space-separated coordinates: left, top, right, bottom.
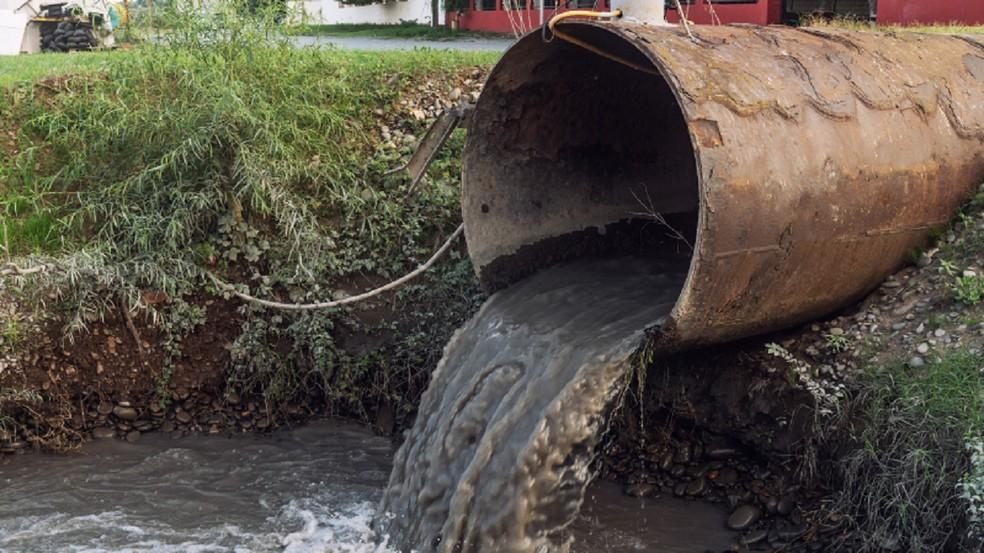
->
630, 189, 694, 251
210, 223, 465, 311
0, 263, 49, 277
119, 297, 145, 356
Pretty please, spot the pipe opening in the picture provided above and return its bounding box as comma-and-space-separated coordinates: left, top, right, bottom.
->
462, 24, 699, 295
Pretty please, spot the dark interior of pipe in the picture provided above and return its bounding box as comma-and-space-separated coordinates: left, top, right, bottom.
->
464, 25, 700, 290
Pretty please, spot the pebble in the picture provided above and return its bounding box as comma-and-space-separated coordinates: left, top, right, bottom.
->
176, 410, 192, 424
673, 444, 692, 464
673, 483, 687, 497
829, 327, 844, 336
92, 427, 116, 439
97, 401, 114, 416
778, 521, 809, 541
659, 451, 674, 470
727, 505, 762, 531
707, 448, 738, 460
125, 430, 141, 443
908, 356, 926, 368
741, 529, 769, 546
715, 467, 739, 487
113, 406, 138, 421
685, 477, 706, 496
777, 495, 795, 516
624, 482, 657, 498
916, 342, 930, 354
934, 328, 946, 338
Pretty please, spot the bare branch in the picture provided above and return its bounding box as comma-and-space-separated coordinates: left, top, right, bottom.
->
630, 189, 694, 252
0, 263, 49, 277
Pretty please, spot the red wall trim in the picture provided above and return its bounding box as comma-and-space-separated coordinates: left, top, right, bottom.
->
666, 0, 779, 26
449, 0, 782, 32
877, 0, 984, 26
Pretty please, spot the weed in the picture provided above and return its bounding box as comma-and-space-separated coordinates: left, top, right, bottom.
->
766, 342, 844, 416
927, 312, 949, 330
824, 332, 850, 353
940, 259, 958, 277
961, 437, 984, 542
954, 274, 984, 306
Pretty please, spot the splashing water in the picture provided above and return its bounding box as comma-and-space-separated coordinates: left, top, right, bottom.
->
376, 257, 690, 552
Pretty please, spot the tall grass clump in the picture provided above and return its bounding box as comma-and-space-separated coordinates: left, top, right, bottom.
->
1, 0, 494, 418
825, 350, 984, 552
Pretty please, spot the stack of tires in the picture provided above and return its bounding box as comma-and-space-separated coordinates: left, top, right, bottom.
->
40, 20, 97, 52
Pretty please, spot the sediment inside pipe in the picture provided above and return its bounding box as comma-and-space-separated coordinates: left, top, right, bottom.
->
461, 24, 700, 293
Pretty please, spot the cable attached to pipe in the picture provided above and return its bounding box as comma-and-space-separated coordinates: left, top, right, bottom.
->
543, 9, 662, 76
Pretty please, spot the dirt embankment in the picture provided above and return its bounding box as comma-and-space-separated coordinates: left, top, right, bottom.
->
0, 65, 488, 453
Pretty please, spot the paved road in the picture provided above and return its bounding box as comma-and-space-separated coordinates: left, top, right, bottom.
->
291, 35, 515, 52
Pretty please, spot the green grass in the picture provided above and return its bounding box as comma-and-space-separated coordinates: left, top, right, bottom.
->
289, 22, 509, 40
0, 51, 119, 88
828, 350, 984, 551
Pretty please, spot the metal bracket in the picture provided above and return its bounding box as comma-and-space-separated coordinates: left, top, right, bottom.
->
386, 102, 475, 197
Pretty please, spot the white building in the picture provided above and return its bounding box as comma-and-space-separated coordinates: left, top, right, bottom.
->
298, 0, 432, 25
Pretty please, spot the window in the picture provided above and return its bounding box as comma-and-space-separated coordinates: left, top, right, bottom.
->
476, 0, 496, 10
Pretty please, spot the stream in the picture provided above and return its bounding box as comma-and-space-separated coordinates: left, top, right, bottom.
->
0, 421, 735, 552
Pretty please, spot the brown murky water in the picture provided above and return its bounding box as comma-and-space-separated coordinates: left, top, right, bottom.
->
0, 422, 733, 552
377, 256, 700, 552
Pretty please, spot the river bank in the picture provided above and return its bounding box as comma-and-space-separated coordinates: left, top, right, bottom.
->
3, 10, 984, 553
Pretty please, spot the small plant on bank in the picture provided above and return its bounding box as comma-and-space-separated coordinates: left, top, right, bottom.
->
765, 342, 844, 416
953, 273, 984, 306
939, 258, 958, 277
823, 332, 850, 353
960, 436, 984, 542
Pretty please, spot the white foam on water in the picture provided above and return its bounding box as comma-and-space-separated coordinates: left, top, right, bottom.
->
279, 500, 398, 553
0, 496, 395, 553
0, 423, 397, 553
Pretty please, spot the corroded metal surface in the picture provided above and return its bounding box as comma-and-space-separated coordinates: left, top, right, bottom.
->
462, 23, 984, 350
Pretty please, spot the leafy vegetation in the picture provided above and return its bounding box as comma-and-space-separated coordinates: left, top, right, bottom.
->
953, 273, 984, 306
1, 2, 497, 421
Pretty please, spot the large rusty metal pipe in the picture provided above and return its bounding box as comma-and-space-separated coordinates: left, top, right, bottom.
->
462, 23, 984, 349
